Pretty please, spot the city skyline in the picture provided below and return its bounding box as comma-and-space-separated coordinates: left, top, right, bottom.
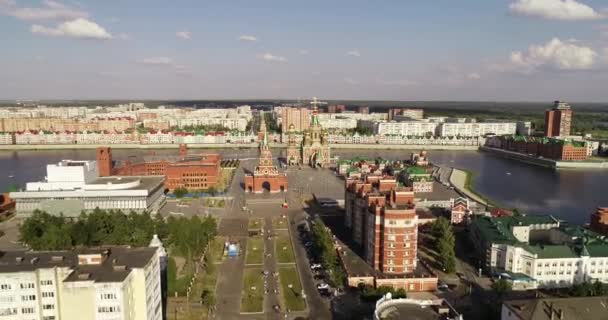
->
1, 0, 608, 101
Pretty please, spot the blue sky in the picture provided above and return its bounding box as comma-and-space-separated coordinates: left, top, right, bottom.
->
1, 0, 608, 101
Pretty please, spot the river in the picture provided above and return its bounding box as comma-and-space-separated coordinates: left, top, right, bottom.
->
0, 148, 606, 225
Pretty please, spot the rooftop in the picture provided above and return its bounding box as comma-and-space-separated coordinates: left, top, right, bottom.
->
0, 247, 157, 283
504, 296, 608, 320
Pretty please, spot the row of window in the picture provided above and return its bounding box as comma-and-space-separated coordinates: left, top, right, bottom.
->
101, 293, 117, 300
98, 306, 120, 313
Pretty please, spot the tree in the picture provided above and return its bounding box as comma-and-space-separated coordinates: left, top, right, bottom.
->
173, 187, 188, 198
430, 217, 450, 241
491, 279, 512, 297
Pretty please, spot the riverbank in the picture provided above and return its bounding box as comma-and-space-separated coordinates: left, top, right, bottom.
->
480, 146, 608, 169
0, 143, 480, 151
449, 168, 496, 207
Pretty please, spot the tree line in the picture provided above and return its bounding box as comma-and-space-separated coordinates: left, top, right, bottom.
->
19, 209, 217, 263
310, 217, 346, 288
430, 217, 456, 273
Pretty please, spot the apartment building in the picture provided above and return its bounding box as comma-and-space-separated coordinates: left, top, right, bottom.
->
278, 107, 311, 133
345, 176, 418, 273
545, 101, 572, 138
470, 215, 608, 289
438, 122, 516, 137
0, 246, 163, 320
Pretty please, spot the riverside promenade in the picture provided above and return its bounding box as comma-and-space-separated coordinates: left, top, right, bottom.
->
449, 168, 489, 207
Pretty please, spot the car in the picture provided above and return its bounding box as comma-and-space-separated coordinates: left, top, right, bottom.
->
316, 283, 330, 290
304, 241, 313, 247
437, 282, 449, 291
310, 263, 322, 270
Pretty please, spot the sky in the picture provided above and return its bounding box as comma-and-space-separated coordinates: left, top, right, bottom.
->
1, 0, 608, 102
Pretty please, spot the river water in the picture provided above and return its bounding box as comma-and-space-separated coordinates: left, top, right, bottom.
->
0, 148, 605, 225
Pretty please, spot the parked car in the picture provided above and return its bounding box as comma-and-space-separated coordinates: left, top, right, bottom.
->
316, 283, 330, 290
310, 263, 322, 270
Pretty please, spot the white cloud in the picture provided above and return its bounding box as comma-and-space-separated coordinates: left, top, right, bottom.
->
238, 35, 257, 42
344, 77, 359, 85
258, 53, 287, 62
176, 31, 191, 40
467, 72, 481, 80
509, 0, 603, 21
2, 0, 89, 21
31, 18, 112, 39
299, 49, 309, 55
136, 57, 174, 65
346, 50, 361, 57
509, 38, 597, 72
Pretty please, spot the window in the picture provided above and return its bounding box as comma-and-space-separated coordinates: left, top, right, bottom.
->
42, 304, 54, 310
101, 293, 117, 300
43, 316, 57, 320
98, 306, 120, 313
20, 283, 35, 289
41, 292, 54, 298
22, 307, 35, 314
387, 259, 394, 265
40, 280, 53, 286
21, 295, 36, 302
387, 235, 396, 241
388, 220, 396, 225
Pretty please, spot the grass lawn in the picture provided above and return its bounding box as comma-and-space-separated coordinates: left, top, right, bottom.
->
275, 234, 295, 264
272, 216, 289, 230
245, 236, 264, 265
248, 218, 264, 231
209, 237, 225, 263
278, 266, 306, 312
240, 267, 265, 313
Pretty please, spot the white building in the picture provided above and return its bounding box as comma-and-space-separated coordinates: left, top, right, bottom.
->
318, 117, 358, 130
371, 121, 440, 136
11, 160, 166, 217
438, 122, 516, 137
0, 133, 13, 145
471, 215, 608, 289
0, 247, 163, 320
516, 121, 533, 136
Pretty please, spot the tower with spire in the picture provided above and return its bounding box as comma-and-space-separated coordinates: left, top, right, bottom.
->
301, 97, 331, 167
244, 112, 288, 193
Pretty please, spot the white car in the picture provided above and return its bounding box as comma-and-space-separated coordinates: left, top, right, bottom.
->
310, 263, 322, 270
316, 283, 330, 290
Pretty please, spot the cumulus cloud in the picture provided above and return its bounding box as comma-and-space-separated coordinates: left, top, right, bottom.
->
238, 35, 257, 42
346, 50, 361, 57
31, 18, 112, 39
509, 38, 597, 72
176, 31, 191, 40
1, 0, 89, 21
509, 0, 604, 21
136, 57, 174, 65
258, 53, 287, 62
467, 72, 481, 80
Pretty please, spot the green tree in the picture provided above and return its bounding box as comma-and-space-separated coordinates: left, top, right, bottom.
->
491, 278, 512, 298
173, 187, 188, 198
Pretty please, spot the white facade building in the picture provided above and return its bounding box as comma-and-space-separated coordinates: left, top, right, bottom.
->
438, 122, 516, 137
11, 160, 165, 217
0, 247, 163, 320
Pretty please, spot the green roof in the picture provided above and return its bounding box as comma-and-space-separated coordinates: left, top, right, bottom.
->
405, 166, 428, 175
586, 245, 608, 257
525, 245, 579, 259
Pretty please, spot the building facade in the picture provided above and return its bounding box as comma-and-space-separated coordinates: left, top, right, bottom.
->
470, 215, 608, 289
101, 145, 222, 191
0, 247, 163, 320
486, 135, 588, 161
280, 107, 311, 133
10, 160, 166, 217
300, 99, 331, 167
545, 101, 572, 137
244, 128, 288, 193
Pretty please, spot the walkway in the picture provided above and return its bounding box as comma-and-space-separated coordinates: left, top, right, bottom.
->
449, 168, 488, 206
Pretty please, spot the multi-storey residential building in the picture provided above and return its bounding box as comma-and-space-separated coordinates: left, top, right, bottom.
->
370, 121, 440, 137
0, 246, 163, 320
0, 118, 134, 133
0, 133, 14, 145
545, 101, 572, 138
388, 108, 424, 120
345, 176, 418, 273
399, 166, 433, 193
516, 121, 533, 136
279, 107, 311, 133
438, 121, 516, 137
10, 159, 166, 217
470, 215, 608, 289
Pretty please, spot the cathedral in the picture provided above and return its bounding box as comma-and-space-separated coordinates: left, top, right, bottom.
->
286, 98, 331, 168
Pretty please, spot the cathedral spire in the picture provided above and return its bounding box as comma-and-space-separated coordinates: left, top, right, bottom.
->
310, 97, 321, 126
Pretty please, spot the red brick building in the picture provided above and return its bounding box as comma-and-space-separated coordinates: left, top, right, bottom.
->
345, 176, 418, 274
590, 207, 608, 236
488, 135, 588, 161
0, 193, 14, 216
96, 144, 222, 191
545, 101, 572, 137
244, 131, 288, 193
450, 197, 471, 225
